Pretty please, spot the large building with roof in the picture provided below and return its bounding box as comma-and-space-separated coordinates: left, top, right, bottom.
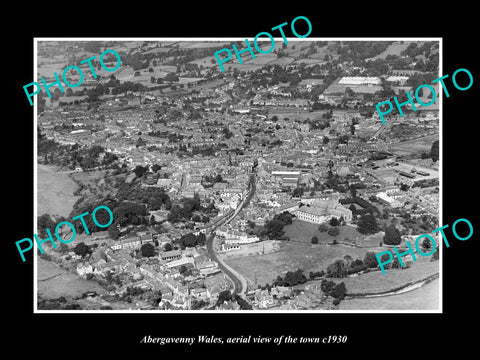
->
294, 195, 352, 224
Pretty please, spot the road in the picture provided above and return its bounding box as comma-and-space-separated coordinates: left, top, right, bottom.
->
205, 172, 256, 296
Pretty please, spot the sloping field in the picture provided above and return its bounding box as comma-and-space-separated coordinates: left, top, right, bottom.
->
37, 164, 78, 218
225, 241, 370, 288
339, 277, 439, 310
37, 258, 106, 300
371, 41, 410, 59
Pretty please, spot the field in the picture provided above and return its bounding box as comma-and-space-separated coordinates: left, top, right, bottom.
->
371, 41, 410, 60
267, 57, 296, 66
284, 219, 363, 244
37, 164, 79, 218
339, 278, 439, 310
339, 258, 439, 294
225, 241, 371, 288
37, 258, 106, 300
389, 134, 439, 157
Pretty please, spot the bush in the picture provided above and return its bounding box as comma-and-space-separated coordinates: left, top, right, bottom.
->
318, 223, 330, 232
311, 236, 319, 244
363, 252, 378, 268
327, 227, 340, 236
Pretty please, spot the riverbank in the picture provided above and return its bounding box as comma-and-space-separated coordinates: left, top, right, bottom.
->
37, 163, 79, 218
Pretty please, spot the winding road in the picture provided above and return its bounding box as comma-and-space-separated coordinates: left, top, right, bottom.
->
205, 172, 256, 296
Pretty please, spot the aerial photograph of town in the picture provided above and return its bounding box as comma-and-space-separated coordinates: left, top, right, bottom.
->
35, 39, 441, 311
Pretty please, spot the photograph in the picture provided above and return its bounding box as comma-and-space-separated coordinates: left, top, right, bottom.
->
33, 38, 441, 312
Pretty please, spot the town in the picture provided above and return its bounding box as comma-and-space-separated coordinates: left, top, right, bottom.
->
36, 39, 440, 311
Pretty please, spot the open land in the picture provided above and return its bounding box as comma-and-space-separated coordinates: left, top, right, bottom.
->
37, 164, 79, 218
339, 278, 439, 310
37, 257, 106, 300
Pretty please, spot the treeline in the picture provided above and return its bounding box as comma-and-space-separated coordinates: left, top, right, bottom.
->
167, 194, 217, 223
216, 290, 253, 310
261, 211, 294, 240
273, 269, 307, 287
325, 252, 379, 278
337, 41, 391, 62
38, 130, 118, 170
175, 232, 207, 249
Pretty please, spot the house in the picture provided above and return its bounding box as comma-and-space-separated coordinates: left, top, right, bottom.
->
159, 250, 182, 262
198, 261, 220, 276
76, 263, 93, 276
190, 287, 208, 300
254, 289, 276, 308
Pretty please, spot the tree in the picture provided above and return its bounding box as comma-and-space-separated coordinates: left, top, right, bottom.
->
140, 243, 156, 257
323, 136, 330, 145
179, 265, 188, 274
37, 214, 55, 238
363, 252, 378, 268
164, 243, 173, 252
133, 165, 148, 178
318, 223, 330, 232
357, 214, 379, 235
108, 225, 120, 240
383, 224, 402, 245
430, 140, 439, 162
73, 242, 91, 258
331, 282, 347, 300
350, 123, 356, 135
349, 184, 357, 198
327, 260, 346, 278
311, 236, 319, 244
216, 290, 232, 306
327, 227, 340, 237
329, 217, 339, 226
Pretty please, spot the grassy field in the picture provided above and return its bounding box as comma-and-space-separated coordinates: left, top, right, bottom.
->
389, 134, 439, 156
339, 277, 439, 310
225, 241, 371, 288
371, 41, 410, 60
37, 164, 79, 218
37, 258, 106, 300
284, 219, 363, 244
339, 258, 439, 294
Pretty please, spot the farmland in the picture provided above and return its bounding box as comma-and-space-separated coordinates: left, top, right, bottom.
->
371, 41, 410, 60
339, 278, 439, 310
284, 219, 363, 244
225, 241, 371, 289
37, 164, 79, 218
37, 258, 106, 300
388, 134, 439, 156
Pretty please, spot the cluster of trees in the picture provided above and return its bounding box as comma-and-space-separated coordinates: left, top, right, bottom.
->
140, 243, 156, 257
316, 221, 341, 238
383, 224, 402, 245
38, 130, 118, 171
167, 194, 215, 223
114, 179, 172, 211
73, 242, 93, 258
337, 41, 391, 63
38, 297, 82, 310
326, 252, 379, 278
175, 232, 207, 248
273, 269, 307, 287
401, 42, 438, 59
302, 117, 331, 130
191, 299, 209, 310
356, 214, 380, 235
320, 280, 347, 305
261, 212, 294, 240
